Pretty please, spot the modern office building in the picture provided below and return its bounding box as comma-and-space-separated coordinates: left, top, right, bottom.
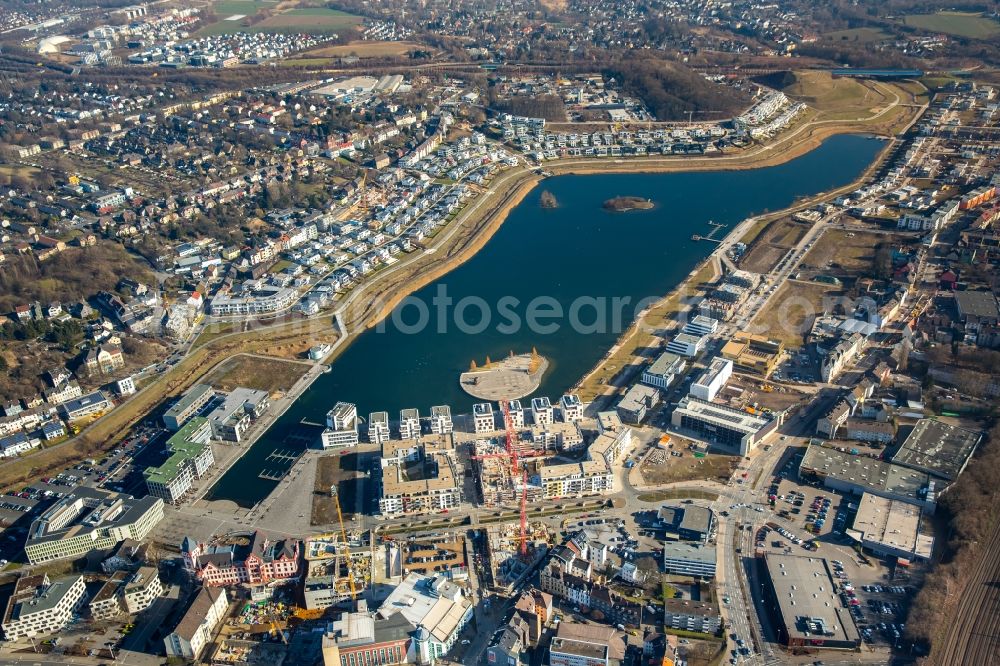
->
473, 403, 496, 434
163, 383, 215, 431
24, 488, 164, 564
1, 574, 87, 640
689, 357, 733, 402
144, 417, 215, 504
720, 334, 784, 376
531, 397, 554, 425
616, 384, 660, 424
761, 554, 861, 650
368, 411, 391, 444
206, 388, 269, 442
429, 405, 453, 434
665, 333, 706, 358
399, 408, 420, 439
682, 315, 719, 337
671, 396, 779, 456
164, 587, 229, 660
641, 352, 686, 391
661, 542, 717, 578
322, 402, 360, 448
560, 394, 584, 422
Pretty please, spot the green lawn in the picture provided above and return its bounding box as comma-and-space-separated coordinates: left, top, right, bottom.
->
214, 0, 274, 16
903, 11, 1000, 39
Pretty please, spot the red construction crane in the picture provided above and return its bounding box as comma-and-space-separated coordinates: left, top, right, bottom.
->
499, 400, 529, 558
471, 401, 530, 559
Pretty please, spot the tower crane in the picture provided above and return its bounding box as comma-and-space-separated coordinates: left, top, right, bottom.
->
330, 485, 358, 602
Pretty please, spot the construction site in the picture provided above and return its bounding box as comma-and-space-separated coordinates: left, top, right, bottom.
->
484, 521, 551, 593
303, 529, 383, 610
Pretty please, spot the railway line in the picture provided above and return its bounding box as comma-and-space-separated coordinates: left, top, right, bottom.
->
931, 519, 1000, 665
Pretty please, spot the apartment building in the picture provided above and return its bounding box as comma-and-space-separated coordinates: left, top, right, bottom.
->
368, 411, 390, 444
531, 397, 554, 425
429, 405, 453, 434
559, 394, 583, 422
379, 446, 461, 516
164, 587, 229, 660
2, 574, 87, 640
399, 408, 420, 439
473, 403, 496, 434
206, 388, 269, 442
322, 402, 359, 448
616, 384, 660, 424
662, 599, 721, 636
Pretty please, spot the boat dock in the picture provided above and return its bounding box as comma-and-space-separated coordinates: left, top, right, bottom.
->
692, 220, 726, 243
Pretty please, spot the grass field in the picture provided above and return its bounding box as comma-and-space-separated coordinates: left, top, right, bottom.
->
204, 354, 310, 395
903, 11, 1000, 39
824, 27, 892, 44
199, 4, 362, 36
637, 489, 720, 503
256, 8, 363, 33
294, 40, 421, 59
215, 0, 275, 15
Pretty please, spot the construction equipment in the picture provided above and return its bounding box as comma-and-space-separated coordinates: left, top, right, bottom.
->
499, 400, 529, 558
330, 486, 358, 601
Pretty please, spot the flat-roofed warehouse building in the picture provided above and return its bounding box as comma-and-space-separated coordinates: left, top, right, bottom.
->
671, 396, 781, 456
761, 554, 861, 650
848, 492, 934, 561
890, 419, 981, 481
799, 444, 937, 513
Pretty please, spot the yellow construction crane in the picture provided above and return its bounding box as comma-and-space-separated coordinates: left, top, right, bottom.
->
330, 486, 358, 602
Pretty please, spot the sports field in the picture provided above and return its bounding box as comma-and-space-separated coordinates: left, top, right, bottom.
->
902, 11, 1000, 39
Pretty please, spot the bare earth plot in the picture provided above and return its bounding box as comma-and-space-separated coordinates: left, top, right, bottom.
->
640, 451, 738, 486
204, 354, 311, 395
740, 218, 807, 273
801, 228, 881, 274
752, 281, 840, 349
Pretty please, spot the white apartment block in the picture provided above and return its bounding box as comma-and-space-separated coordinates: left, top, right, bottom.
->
429, 405, 453, 434
2, 574, 86, 640
399, 408, 420, 439
507, 400, 525, 428
531, 397, 554, 425
682, 315, 719, 337
559, 394, 583, 422
473, 403, 496, 434
321, 402, 359, 449
122, 566, 163, 614
164, 587, 228, 661
367, 411, 390, 444
540, 461, 614, 499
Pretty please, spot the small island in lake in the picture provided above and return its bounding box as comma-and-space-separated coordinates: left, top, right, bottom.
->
540, 190, 558, 208
603, 196, 655, 212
